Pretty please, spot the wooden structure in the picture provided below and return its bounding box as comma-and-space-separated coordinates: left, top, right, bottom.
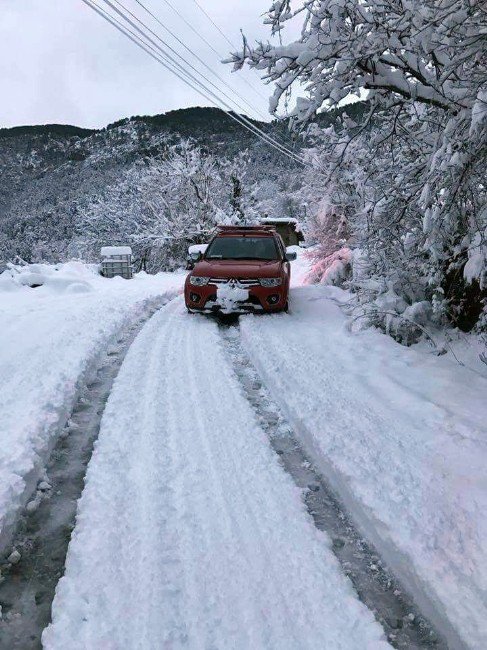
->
259, 218, 304, 247
100, 246, 133, 279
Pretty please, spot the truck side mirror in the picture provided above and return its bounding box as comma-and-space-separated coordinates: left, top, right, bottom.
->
285, 248, 297, 261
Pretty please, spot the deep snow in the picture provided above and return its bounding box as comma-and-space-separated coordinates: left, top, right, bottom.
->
43, 298, 390, 650
1, 253, 485, 649
0, 262, 183, 556
240, 284, 487, 650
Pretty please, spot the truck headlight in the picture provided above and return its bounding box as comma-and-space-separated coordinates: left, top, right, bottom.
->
189, 276, 210, 286
259, 278, 282, 287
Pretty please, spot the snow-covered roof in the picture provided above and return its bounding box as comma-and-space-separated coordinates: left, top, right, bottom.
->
101, 246, 132, 257
260, 217, 299, 224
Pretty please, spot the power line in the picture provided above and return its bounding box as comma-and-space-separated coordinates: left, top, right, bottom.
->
162, 0, 269, 103
130, 0, 269, 122
86, 1, 199, 85
187, 1, 304, 135
99, 0, 305, 163
132, 0, 299, 151
81, 0, 306, 165
190, 0, 235, 50
161, 0, 227, 62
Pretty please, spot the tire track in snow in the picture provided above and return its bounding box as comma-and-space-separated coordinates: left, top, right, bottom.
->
0, 296, 174, 650
43, 298, 391, 650
219, 321, 447, 650
183, 324, 300, 647
127, 301, 183, 647
169, 314, 299, 646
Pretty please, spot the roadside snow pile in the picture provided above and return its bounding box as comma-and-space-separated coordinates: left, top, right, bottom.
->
288, 245, 312, 287
44, 299, 390, 650
0, 261, 99, 294
0, 263, 183, 557
241, 285, 487, 650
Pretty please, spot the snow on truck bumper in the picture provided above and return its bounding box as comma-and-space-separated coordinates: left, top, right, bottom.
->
185, 280, 287, 313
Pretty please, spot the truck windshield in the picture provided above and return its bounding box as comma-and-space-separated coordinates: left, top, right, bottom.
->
205, 236, 279, 261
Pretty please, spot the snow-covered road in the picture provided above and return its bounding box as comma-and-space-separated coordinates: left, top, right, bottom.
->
3, 259, 485, 649
0, 263, 182, 555
240, 285, 487, 650
43, 298, 390, 650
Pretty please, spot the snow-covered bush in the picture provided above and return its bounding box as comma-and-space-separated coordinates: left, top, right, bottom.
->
305, 197, 351, 285
230, 0, 487, 333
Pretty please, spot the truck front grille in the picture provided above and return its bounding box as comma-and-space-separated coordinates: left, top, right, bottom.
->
208, 278, 260, 287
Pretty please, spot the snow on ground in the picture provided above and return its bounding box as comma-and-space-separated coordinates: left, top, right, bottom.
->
0, 262, 183, 556
288, 245, 311, 287
43, 298, 390, 650
240, 284, 487, 650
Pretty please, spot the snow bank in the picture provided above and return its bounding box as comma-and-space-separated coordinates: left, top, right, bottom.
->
0, 261, 99, 294
0, 263, 183, 556
240, 285, 487, 650
44, 299, 389, 650
288, 245, 311, 287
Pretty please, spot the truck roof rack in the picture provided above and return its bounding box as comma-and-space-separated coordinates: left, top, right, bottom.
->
216, 224, 276, 234
217, 224, 275, 230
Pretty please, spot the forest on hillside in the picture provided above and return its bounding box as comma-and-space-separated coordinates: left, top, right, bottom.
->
1, 0, 485, 341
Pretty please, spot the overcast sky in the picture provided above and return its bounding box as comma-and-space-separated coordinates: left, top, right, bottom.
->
0, 0, 299, 129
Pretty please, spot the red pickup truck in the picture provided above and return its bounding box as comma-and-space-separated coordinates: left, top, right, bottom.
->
185, 226, 297, 314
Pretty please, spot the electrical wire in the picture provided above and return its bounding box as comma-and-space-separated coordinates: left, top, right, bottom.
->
99, 0, 305, 163
132, 0, 299, 150
191, 0, 235, 50
130, 0, 270, 122
188, 0, 305, 138
162, 0, 269, 103
81, 0, 306, 164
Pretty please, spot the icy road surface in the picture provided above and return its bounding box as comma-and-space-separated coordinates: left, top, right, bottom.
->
240, 285, 487, 650
43, 298, 390, 650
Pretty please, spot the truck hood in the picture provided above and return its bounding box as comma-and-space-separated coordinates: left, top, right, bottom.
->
194, 259, 282, 278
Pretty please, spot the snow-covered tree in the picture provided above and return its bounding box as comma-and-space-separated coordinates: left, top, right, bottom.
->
75, 140, 257, 271
230, 0, 487, 332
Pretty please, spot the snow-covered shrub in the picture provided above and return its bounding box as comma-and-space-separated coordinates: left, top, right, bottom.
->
306, 248, 352, 286
305, 197, 351, 285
